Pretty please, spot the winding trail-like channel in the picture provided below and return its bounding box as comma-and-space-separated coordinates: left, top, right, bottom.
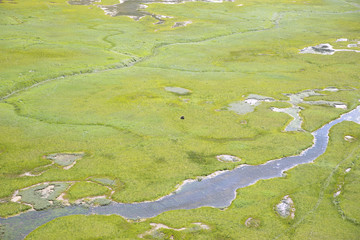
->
1, 106, 360, 240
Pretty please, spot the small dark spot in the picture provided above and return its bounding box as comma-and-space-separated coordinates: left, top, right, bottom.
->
180, 116, 185, 120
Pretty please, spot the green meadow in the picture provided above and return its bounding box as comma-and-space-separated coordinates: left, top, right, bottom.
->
0, 0, 359, 239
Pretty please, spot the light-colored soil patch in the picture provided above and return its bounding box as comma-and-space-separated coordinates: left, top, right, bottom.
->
165, 86, 191, 95
300, 43, 335, 55
245, 217, 260, 228
11, 196, 21, 203
227, 94, 274, 115
275, 195, 295, 219
19, 163, 54, 177
67, 0, 100, 5
63, 161, 77, 170
138, 222, 210, 238
20, 172, 42, 177
138, 223, 185, 238
334, 190, 341, 197
172, 20, 192, 28
246, 94, 275, 102
344, 135, 356, 142
36, 185, 55, 199
336, 38, 348, 42
335, 49, 360, 53
227, 101, 255, 115
74, 195, 111, 206
300, 42, 360, 55
335, 104, 347, 109
193, 222, 210, 230
322, 87, 339, 92
56, 193, 70, 206
216, 154, 241, 162
46, 152, 84, 167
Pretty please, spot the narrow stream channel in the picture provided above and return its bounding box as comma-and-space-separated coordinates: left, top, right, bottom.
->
1, 106, 360, 240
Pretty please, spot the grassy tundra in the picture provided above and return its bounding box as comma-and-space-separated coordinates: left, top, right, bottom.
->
0, 0, 359, 239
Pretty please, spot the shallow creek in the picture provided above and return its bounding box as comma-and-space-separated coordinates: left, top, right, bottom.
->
1, 106, 360, 240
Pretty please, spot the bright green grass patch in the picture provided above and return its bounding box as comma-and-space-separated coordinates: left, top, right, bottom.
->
25, 215, 147, 240
65, 182, 110, 201
299, 104, 348, 132
0, 202, 31, 218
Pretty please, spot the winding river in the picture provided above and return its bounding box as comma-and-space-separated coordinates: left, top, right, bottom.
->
1, 106, 360, 240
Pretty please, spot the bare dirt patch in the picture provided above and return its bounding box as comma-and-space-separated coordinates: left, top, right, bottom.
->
165, 86, 191, 95
216, 155, 241, 162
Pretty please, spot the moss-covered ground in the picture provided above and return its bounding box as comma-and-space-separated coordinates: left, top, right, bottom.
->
0, 0, 359, 239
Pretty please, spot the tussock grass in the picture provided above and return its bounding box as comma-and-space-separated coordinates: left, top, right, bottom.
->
0, 202, 31, 218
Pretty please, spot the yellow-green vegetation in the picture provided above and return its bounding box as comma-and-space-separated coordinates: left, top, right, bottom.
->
299, 104, 348, 132
339, 166, 360, 224
26, 215, 148, 240
1, 0, 360, 238
65, 182, 110, 201
25, 122, 360, 239
0, 202, 31, 218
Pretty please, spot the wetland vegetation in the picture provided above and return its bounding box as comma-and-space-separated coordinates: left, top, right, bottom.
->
0, 0, 360, 239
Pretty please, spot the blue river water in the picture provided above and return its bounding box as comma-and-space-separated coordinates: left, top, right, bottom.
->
1, 106, 359, 240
